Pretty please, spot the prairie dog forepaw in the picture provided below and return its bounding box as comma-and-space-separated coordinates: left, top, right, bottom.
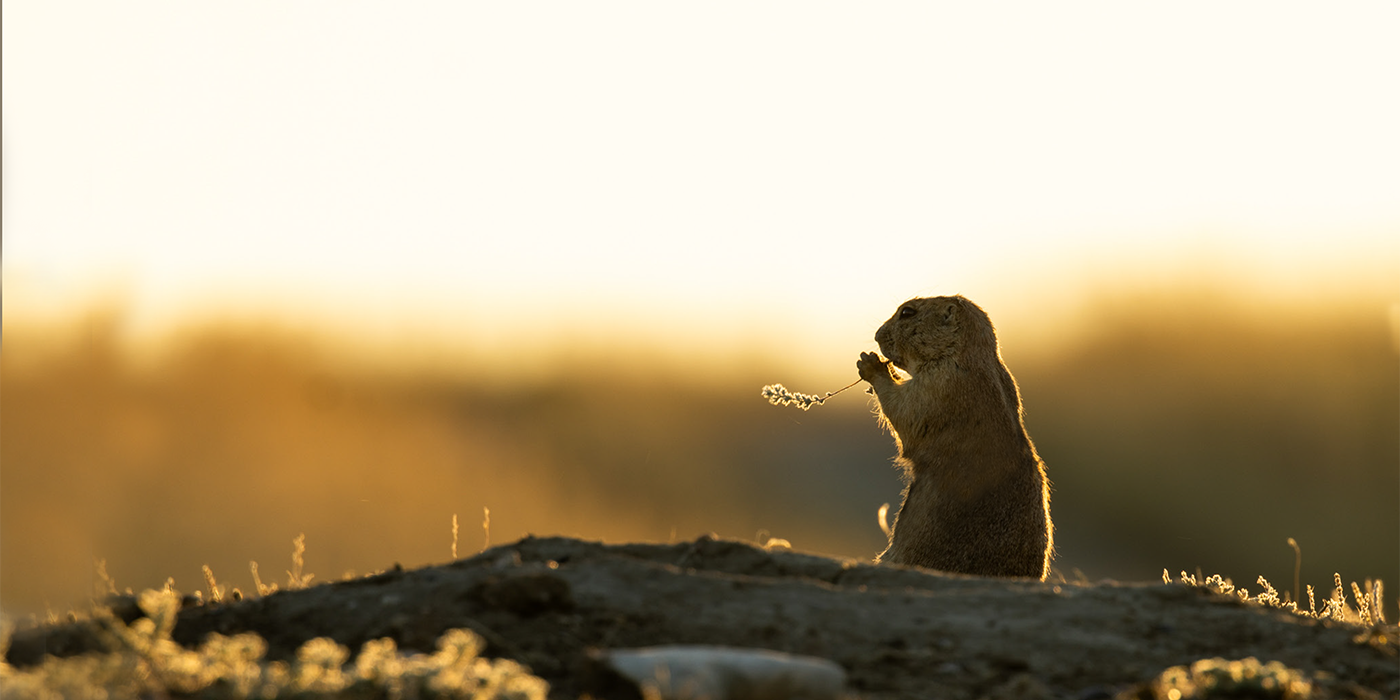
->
857, 352, 891, 382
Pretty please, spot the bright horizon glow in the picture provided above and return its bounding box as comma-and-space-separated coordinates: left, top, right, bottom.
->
4, 2, 1398, 370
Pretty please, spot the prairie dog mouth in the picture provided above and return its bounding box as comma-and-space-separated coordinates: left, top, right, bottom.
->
880, 347, 906, 371
875, 334, 906, 371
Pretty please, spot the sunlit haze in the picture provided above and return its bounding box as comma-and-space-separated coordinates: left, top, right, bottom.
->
5, 1, 1397, 374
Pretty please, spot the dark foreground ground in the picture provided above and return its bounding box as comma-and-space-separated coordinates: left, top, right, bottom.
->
7, 535, 1398, 699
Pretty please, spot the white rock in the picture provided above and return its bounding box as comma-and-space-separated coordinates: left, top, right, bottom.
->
597, 645, 847, 700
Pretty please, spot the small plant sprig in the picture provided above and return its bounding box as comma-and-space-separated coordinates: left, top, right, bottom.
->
761, 379, 862, 410
286, 533, 315, 590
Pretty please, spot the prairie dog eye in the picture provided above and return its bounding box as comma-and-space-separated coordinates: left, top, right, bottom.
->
899, 306, 917, 319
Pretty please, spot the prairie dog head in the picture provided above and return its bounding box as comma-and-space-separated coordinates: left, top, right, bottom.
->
874, 295, 998, 374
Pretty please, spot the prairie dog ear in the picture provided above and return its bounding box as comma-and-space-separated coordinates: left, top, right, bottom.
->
941, 303, 957, 322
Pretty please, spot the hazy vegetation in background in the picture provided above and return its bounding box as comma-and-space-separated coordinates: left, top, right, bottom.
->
2, 290, 1395, 620
1012, 292, 1397, 605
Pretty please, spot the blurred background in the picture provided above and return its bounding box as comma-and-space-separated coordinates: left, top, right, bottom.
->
3, 2, 1397, 620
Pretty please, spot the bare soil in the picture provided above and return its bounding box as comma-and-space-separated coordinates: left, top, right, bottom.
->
7, 535, 1398, 698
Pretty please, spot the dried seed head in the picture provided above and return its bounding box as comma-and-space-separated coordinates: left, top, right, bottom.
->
761, 384, 827, 410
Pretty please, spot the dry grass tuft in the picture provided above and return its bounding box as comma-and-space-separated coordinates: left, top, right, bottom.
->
0, 587, 548, 699
1165, 569, 1389, 627
1145, 657, 1313, 700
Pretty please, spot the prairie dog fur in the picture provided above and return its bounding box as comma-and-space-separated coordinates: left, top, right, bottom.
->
857, 295, 1053, 579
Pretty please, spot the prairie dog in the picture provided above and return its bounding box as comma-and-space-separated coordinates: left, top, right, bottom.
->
857, 295, 1053, 579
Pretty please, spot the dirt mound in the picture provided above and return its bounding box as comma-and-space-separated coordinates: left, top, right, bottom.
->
7, 535, 1397, 698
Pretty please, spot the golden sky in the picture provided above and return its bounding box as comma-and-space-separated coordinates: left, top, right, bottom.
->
4, 2, 1398, 370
